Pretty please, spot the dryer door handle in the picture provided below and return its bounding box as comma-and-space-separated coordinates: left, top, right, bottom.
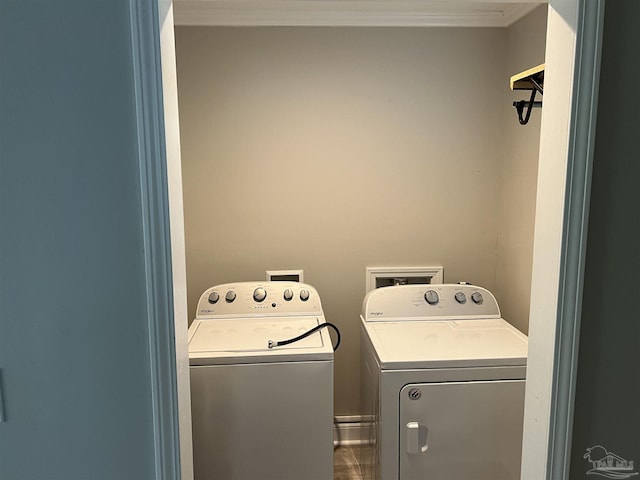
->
406, 422, 429, 454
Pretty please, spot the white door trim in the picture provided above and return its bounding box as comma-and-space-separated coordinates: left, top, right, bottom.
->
521, 1, 603, 478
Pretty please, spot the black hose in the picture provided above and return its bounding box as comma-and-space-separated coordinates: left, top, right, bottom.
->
268, 322, 341, 351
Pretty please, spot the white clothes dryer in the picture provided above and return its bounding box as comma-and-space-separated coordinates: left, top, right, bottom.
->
360, 284, 528, 480
189, 282, 336, 480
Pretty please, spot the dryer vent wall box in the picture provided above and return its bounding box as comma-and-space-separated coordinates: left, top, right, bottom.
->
375, 276, 432, 289
266, 270, 303, 282
366, 266, 443, 293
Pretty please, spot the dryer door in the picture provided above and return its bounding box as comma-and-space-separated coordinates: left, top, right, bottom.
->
399, 380, 525, 480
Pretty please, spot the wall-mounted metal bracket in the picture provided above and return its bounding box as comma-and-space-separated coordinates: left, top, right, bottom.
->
513, 91, 543, 125
510, 63, 545, 125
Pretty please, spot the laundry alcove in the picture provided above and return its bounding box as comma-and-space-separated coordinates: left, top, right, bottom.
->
156, 1, 600, 478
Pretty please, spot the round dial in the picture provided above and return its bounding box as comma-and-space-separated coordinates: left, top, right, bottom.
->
300, 289, 310, 301
454, 292, 467, 304
471, 292, 484, 305
207, 292, 220, 304
225, 290, 236, 303
283, 289, 294, 301
424, 290, 439, 305
253, 287, 267, 302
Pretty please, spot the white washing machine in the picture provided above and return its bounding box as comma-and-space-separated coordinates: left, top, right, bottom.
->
360, 284, 528, 480
189, 282, 335, 480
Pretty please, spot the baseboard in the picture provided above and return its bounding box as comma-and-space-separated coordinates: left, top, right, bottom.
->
333, 415, 372, 446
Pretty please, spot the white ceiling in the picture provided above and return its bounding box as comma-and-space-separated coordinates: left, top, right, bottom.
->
173, 1, 546, 28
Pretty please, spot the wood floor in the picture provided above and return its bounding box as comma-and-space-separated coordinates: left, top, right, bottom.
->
333, 446, 363, 480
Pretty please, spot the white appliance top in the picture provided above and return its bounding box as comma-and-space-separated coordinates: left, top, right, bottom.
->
189, 282, 333, 365
361, 284, 527, 369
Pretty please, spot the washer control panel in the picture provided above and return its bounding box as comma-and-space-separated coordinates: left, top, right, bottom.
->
362, 284, 500, 321
196, 281, 322, 318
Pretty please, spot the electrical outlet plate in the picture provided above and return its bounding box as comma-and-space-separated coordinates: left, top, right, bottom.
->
266, 269, 304, 283
366, 266, 444, 293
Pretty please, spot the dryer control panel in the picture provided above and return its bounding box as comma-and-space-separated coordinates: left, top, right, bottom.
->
362, 284, 500, 321
196, 282, 322, 318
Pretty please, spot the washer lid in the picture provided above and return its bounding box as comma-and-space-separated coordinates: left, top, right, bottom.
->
189, 316, 334, 365
362, 318, 527, 369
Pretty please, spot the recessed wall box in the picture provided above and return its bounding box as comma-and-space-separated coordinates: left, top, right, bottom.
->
266, 270, 304, 282
366, 266, 444, 293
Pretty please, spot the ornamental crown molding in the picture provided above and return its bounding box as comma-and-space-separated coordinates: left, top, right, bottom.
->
173, 1, 545, 28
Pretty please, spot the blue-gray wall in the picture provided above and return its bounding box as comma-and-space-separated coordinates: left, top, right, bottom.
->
0, 1, 167, 478
570, 1, 640, 477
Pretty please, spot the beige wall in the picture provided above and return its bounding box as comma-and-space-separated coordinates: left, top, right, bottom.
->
175, 24, 541, 415
495, 5, 547, 335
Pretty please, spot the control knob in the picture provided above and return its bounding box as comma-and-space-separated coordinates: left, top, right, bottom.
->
300, 289, 310, 302
454, 292, 467, 304
253, 287, 267, 303
424, 290, 439, 305
471, 292, 484, 305
207, 292, 220, 304
225, 290, 236, 303
283, 289, 294, 301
